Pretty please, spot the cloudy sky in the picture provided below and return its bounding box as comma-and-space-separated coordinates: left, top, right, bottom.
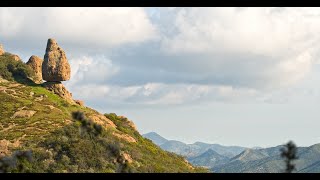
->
1, 7, 320, 147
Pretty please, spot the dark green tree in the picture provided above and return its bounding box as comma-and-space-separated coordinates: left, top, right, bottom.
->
280, 141, 298, 173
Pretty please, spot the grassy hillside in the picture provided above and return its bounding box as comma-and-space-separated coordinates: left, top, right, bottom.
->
0, 54, 208, 173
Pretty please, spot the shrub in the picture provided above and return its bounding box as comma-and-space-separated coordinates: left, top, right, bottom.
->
0, 150, 33, 173
0, 53, 34, 81
72, 111, 103, 137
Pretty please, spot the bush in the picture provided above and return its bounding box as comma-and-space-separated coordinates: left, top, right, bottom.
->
0, 53, 34, 81
0, 150, 33, 173
72, 111, 103, 137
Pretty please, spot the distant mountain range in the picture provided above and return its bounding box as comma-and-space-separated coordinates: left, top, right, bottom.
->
143, 132, 246, 158
143, 132, 320, 173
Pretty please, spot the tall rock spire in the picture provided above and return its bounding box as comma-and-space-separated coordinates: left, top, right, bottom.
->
42, 38, 71, 82
42, 38, 74, 104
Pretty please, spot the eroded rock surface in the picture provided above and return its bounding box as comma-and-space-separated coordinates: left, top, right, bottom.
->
27, 55, 43, 84
42, 39, 71, 81
43, 82, 74, 104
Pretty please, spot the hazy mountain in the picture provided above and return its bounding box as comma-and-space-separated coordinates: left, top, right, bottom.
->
143, 132, 246, 158
295, 144, 320, 171
214, 144, 320, 173
143, 132, 320, 173
230, 148, 268, 162
300, 161, 320, 173
188, 149, 230, 168
187, 142, 245, 158
143, 132, 168, 146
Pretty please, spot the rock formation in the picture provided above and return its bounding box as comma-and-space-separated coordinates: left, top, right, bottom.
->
42, 82, 73, 103
74, 100, 84, 106
11, 110, 37, 119
42, 39, 70, 82
10, 54, 21, 61
0, 44, 4, 56
0, 44, 20, 61
118, 115, 137, 131
26, 55, 43, 84
42, 39, 74, 104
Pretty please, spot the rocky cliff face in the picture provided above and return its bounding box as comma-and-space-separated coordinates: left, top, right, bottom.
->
26, 55, 43, 84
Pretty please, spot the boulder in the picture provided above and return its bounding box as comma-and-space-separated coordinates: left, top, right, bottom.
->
43, 82, 74, 104
88, 114, 117, 129
11, 54, 21, 61
6, 53, 21, 61
119, 152, 133, 164
118, 115, 137, 131
26, 55, 43, 84
0, 45, 20, 61
0, 44, 4, 56
11, 110, 37, 119
112, 132, 137, 143
0, 139, 9, 157
42, 39, 71, 81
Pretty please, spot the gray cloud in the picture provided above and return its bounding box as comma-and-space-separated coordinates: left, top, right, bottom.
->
2, 7, 320, 106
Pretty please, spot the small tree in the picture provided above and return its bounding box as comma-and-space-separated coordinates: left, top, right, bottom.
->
280, 141, 298, 173
72, 111, 103, 137
0, 150, 33, 173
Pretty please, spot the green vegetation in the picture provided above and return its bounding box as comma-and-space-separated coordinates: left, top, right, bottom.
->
0, 53, 34, 82
0, 150, 33, 173
104, 113, 207, 173
0, 110, 207, 173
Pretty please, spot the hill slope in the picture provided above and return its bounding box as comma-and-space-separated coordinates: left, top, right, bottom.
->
0, 54, 207, 173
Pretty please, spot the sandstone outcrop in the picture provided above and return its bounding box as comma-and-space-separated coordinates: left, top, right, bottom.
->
118, 115, 137, 131
10, 54, 21, 61
119, 152, 133, 164
112, 132, 137, 143
0, 44, 4, 56
43, 82, 73, 104
5, 53, 22, 61
0, 44, 21, 61
10, 110, 37, 119
41, 39, 75, 104
42, 39, 71, 82
88, 114, 117, 129
27, 55, 43, 84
